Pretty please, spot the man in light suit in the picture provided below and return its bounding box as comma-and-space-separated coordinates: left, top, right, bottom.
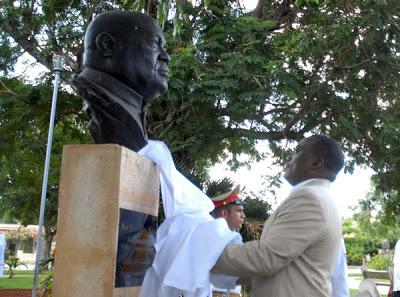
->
214, 135, 344, 297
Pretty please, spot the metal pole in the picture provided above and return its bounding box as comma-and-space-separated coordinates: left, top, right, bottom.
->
32, 55, 64, 297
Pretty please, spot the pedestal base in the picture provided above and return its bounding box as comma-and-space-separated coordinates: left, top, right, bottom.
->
53, 144, 159, 297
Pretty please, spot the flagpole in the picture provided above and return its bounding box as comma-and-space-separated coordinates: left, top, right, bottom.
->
32, 55, 64, 297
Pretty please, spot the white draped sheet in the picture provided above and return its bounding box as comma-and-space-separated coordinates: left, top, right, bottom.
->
138, 141, 241, 297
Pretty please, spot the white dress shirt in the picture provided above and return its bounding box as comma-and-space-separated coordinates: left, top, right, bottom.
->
332, 238, 349, 297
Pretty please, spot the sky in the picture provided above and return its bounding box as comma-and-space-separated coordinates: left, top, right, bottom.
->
209, 143, 373, 218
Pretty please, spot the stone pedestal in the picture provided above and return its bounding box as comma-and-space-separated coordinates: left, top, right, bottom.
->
53, 144, 159, 297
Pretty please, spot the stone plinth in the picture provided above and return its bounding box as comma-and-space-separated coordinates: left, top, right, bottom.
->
53, 144, 159, 297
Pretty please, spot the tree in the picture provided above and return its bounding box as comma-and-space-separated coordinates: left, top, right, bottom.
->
343, 202, 400, 265
240, 191, 271, 241
205, 177, 235, 197
0, 78, 90, 258
1, 0, 400, 226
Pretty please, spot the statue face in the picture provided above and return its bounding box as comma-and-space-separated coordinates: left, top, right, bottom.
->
115, 19, 170, 104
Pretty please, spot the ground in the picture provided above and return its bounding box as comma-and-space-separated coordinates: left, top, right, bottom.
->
0, 289, 49, 297
0, 266, 390, 296
0, 289, 32, 297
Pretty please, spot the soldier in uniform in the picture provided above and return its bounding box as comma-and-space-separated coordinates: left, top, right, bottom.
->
210, 185, 246, 297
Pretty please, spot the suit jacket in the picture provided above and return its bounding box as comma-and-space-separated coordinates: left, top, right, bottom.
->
215, 178, 342, 297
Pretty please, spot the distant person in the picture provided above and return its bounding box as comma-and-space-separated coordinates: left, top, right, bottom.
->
210, 185, 246, 232
389, 239, 400, 297
214, 135, 344, 297
210, 185, 246, 296
0, 234, 5, 278
332, 238, 350, 297
383, 239, 391, 252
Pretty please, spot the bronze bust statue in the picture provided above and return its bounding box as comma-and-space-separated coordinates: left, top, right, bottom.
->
72, 11, 170, 151
71, 11, 170, 286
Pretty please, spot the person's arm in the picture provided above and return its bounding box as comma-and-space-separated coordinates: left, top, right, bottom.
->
215, 192, 325, 278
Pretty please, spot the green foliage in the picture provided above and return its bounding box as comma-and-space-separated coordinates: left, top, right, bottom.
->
352, 204, 400, 244
243, 196, 270, 221
0, 270, 47, 289
240, 195, 271, 241
0, 273, 34, 289
0, 77, 90, 256
205, 177, 234, 197
6, 256, 28, 279
345, 237, 366, 265
368, 254, 393, 271
343, 206, 400, 265
38, 256, 55, 297
1, 0, 400, 225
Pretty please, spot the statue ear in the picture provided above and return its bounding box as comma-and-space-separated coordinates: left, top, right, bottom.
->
95, 33, 115, 57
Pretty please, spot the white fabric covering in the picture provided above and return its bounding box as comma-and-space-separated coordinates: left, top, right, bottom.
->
139, 141, 241, 297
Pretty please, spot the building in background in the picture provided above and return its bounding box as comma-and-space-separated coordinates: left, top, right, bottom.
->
0, 224, 38, 262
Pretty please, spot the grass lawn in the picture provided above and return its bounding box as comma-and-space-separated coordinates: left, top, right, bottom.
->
0, 270, 47, 289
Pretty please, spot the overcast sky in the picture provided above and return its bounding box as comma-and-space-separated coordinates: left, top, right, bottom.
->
209, 149, 373, 218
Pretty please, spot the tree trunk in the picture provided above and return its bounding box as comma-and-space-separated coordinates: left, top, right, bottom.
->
40, 226, 55, 262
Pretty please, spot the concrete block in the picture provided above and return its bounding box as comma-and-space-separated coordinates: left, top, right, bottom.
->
53, 144, 159, 297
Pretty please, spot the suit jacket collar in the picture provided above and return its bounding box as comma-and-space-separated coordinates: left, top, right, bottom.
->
290, 178, 331, 193
79, 67, 144, 110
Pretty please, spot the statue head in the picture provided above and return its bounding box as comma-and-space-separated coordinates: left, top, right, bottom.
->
83, 11, 170, 105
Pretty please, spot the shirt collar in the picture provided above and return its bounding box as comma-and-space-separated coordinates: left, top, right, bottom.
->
291, 178, 331, 192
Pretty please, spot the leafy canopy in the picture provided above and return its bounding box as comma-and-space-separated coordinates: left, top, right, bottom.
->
0, 0, 399, 225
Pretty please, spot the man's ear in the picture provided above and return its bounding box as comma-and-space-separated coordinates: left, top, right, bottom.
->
221, 209, 229, 219
311, 157, 324, 170
95, 33, 115, 57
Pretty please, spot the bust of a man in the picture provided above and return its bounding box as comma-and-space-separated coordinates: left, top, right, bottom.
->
72, 11, 170, 151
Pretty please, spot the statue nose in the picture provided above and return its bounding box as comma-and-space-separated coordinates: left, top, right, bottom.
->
160, 49, 171, 62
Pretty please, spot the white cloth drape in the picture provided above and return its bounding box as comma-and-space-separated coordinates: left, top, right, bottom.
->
139, 141, 241, 297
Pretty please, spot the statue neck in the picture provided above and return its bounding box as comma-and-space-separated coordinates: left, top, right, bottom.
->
80, 67, 144, 111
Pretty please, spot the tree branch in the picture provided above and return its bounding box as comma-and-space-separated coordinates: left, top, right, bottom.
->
229, 127, 303, 141
0, 80, 20, 98
2, 22, 50, 70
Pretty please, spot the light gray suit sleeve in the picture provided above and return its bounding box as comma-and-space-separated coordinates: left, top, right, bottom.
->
215, 192, 325, 278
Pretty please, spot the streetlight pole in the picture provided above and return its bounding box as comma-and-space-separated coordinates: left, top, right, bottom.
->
32, 55, 64, 297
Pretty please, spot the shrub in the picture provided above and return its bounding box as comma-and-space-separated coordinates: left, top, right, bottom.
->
345, 238, 365, 265
368, 254, 392, 270
5, 256, 27, 279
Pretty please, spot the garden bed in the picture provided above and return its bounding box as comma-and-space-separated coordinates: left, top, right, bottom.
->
0, 289, 49, 297
0, 289, 32, 297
